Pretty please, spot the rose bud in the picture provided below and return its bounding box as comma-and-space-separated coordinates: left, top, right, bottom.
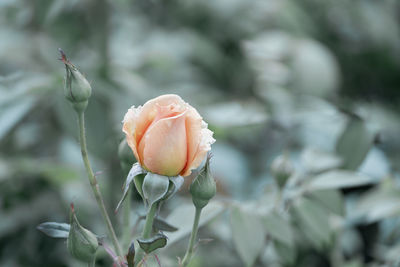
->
190, 154, 216, 209
271, 154, 294, 189
67, 204, 99, 263
122, 94, 215, 177
60, 49, 92, 113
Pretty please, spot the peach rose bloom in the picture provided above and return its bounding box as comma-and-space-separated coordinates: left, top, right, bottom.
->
122, 94, 215, 177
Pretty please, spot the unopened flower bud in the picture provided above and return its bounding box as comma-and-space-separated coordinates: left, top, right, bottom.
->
271, 154, 293, 189
122, 94, 215, 177
190, 154, 216, 209
67, 204, 98, 263
60, 49, 92, 113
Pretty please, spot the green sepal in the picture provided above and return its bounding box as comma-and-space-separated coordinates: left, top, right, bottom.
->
142, 173, 170, 207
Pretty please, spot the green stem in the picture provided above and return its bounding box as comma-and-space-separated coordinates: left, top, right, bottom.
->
77, 112, 124, 261
181, 207, 202, 267
123, 188, 132, 250
136, 203, 158, 265
142, 203, 158, 239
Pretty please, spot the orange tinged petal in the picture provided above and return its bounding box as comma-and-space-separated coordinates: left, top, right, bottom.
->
181, 121, 215, 176
141, 113, 188, 176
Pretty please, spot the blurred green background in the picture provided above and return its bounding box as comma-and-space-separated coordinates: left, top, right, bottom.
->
1, 0, 400, 266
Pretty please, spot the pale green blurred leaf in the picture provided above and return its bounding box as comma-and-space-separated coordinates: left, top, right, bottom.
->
307, 189, 344, 216
352, 179, 400, 223
231, 206, 265, 267
153, 217, 178, 232
301, 148, 342, 174
292, 198, 331, 250
336, 117, 375, 170
203, 101, 268, 128
307, 170, 376, 191
273, 240, 297, 266
0, 96, 36, 140
263, 210, 294, 247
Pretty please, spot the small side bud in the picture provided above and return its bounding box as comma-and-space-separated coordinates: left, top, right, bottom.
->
271, 154, 293, 189
60, 49, 92, 113
67, 204, 99, 263
190, 154, 216, 209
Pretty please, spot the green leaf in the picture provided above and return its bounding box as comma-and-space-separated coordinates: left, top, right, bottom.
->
273, 240, 297, 265
292, 198, 331, 250
351, 179, 400, 223
0, 96, 36, 140
153, 217, 178, 232
342, 259, 364, 267
37, 222, 70, 238
307, 170, 376, 191
142, 173, 170, 207
203, 101, 268, 128
115, 163, 145, 212
137, 233, 167, 254
231, 206, 265, 267
263, 211, 294, 247
336, 118, 375, 170
307, 189, 344, 216
301, 148, 342, 174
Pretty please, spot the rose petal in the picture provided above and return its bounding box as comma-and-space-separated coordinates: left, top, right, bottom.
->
122, 94, 186, 164
122, 106, 143, 164
181, 115, 215, 177
140, 113, 188, 176
180, 107, 202, 176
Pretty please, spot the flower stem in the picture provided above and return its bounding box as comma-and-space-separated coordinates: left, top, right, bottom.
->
77, 111, 123, 262
142, 203, 158, 239
181, 207, 202, 267
136, 203, 158, 265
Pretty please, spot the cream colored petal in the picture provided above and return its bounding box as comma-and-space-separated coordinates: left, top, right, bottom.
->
141, 113, 188, 176
180, 107, 202, 176
122, 106, 142, 164
181, 117, 215, 177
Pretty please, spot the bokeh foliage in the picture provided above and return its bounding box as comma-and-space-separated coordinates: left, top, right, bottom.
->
1, 0, 400, 266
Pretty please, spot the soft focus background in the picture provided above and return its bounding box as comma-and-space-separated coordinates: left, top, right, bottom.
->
1, 0, 400, 266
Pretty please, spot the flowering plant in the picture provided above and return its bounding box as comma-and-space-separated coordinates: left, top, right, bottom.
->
37, 51, 217, 267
